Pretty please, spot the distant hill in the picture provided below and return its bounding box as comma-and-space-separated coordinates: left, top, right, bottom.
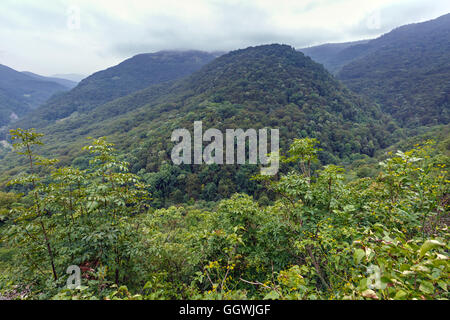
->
52, 74, 86, 83
0, 64, 71, 127
21, 72, 77, 89
299, 40, 371, 74
20, 51, 221, 127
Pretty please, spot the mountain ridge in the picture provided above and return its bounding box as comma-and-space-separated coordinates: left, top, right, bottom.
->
1, 45, 395, 178
299, 39, 372, 73
0, 64, 71, 127
338, 13, 450, 126
16, 50, 221, 128
51, 73, 86, 83
300, 13, 450, 127
21, 72, 77, 89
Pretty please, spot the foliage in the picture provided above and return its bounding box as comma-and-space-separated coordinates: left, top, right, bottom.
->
1, 132, 448, 300
1, 129, 149, 298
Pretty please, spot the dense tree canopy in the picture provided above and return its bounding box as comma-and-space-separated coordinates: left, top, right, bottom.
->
0, 130, 448, 300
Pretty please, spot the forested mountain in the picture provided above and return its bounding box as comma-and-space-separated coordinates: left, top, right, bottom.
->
338, 14, 450, 127
301, 13, 450, 127
0, 64, 71, 126
1, 44, 397, 205
17, 51, 221, 128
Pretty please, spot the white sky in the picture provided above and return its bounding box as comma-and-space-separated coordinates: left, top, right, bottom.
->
0, 0, 449, 76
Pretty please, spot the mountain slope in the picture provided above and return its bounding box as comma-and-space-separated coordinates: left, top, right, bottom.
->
338, 13, 450, 127
301, 14, 450, 128
20, 51, 221, 128
0, 64, 70, 126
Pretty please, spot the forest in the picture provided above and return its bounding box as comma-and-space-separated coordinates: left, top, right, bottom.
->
0, 127, 448, 300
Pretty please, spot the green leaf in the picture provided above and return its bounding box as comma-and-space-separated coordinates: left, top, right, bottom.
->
263, 290, 280, 300
437, 281, 448, 292
354, 248, 365, 264
419, 281, 434, 295
394, 290, 408, 300
399, 264, 410, 272
419, 240, 445, 258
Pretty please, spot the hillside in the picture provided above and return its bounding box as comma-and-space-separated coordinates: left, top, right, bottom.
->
301, 14, 450, 128
1, 44, 397, 204
0, 64, 70, 126
17, 50, 221, 128
338, 13, 450, 127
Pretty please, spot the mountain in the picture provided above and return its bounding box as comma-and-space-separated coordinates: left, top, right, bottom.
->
52, 74, 86, 83
301, 13, 450, 127
21, 72, 77, 89
338, 13, 450, 127
20, 50, 221, 127
2, 45, 396, 199
0, 64, 71, 127
299, 40, 371, 74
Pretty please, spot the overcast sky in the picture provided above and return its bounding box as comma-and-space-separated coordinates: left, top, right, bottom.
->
0, 0, 449, 77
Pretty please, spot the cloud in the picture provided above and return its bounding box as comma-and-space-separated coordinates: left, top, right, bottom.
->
0, 0, 449, 75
